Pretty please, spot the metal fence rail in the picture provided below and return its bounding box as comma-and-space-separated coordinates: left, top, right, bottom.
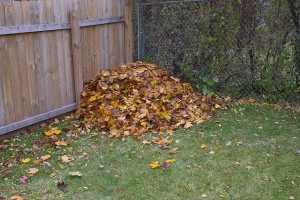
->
136, 0, 300, 105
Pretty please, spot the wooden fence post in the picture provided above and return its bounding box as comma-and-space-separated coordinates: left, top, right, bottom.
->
124, 0, 133, 64
70, 8, 83, 105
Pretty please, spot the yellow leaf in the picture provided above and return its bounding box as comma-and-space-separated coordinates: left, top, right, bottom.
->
201, 144, 207, 149
88, 96, 96, 103
215, 104, 221, 109
166, 159, 176, 164
55, 141, 68, 146
21, 158, 31, 163
169, 148, 179, 154
174, 103, 180, 109
44, 131, 53, 136
53, 130, 62, 135
26, 168, 39, 175
150, 161, 160, 169
249, 98, 255, 103
69, 171, 83, 177
33, 159, 42, 165
83, 152, 88, 156
111, 101, 119, 108
184, 121, 193, 129
41, 154, 51, 160
140, 121, 147, 127
160, 111, 171, 121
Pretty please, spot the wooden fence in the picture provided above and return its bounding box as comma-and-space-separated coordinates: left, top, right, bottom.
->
0, 0, 133, 136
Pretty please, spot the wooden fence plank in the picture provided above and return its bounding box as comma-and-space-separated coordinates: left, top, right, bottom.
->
40, 1, 53, 111
83, 0, 94, 80
70, 7, 83, 104
96, 0, 105, 71
125, 0, 133, 64
92, 0, 100, 75
0, 3, 6, 126
30, 1, 46, 113
14, 1, 32, 119
5, 2, 24, 122
0, 17, 124, 35
22, 1, 40, 116
60, 0, 75, 104
53, 0, 68, 106
46, 0, 61, 109
0, 103, 77, 136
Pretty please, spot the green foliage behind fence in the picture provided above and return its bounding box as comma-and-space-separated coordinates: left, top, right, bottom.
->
136, 0, 300, 105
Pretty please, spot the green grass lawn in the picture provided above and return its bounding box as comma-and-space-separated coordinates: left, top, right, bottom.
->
0, 104, 299, 200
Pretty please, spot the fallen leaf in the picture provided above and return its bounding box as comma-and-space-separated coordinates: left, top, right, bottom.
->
184, 121, 193, 129
248, 98, 255, 103
44, 131, 53, 136
69, 171, 83, 177
21, 158, 31, 163
166, 159, 176, 164
201, 144, 207, 149
60, 155, 72, 163
41, 154, 51, 161
33, 159, 43, 165
53, 130, 62, 135
161, 162, 169, 171
215, 104, 221, 109
19, 177, 27, 183
150, 161, 160, 169
142, 140, 151, 145
26, 168, 39, 175
57, 182, 68, 192
55, 141, 68, 146
169, 148, 179, 154
10, 195, 24, 200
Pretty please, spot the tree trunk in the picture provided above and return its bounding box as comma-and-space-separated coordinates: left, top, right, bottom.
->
287, 0, 300, 87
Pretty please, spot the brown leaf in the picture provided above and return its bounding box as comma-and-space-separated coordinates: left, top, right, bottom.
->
57, 182, 68, 192
169, 148, 179, 154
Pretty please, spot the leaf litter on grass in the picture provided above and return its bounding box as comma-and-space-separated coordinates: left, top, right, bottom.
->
1, 62, 231, 197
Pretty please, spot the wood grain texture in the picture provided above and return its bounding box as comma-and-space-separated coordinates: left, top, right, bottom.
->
70, 7, 83, 104
0, 0, 132, 134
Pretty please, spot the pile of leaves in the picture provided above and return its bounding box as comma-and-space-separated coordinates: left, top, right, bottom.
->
75, 62, 230, 138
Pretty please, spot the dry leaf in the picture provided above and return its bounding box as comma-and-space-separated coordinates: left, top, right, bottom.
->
142, 140, 151, 145
169, 148, 179, 154
55, 141, 68, 146
150, 161, 160, 169
41, 154, 51, 161
201, 144, 207, 149
69, 171, 83, 177
184, 121, 193, 129
60, 155, 72, 163
166, 159, 176, 164
21, 158, 31, 163
26, 168, 39, 175
10, 195, 24, 200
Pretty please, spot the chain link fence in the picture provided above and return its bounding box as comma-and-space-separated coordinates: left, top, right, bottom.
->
135, 0, 300, 106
